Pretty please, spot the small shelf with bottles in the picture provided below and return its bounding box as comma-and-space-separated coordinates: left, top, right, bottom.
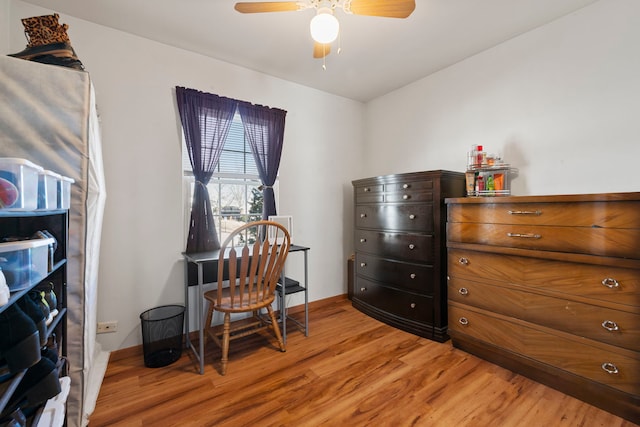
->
465, 145, 518, 197
466, 165, 518, 197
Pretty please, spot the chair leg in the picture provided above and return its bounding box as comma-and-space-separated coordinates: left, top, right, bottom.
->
266, 305, 286, 352
220, 312, 231, 375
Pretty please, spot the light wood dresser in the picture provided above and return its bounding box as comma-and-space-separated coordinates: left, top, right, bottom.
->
445, 192, 639, 423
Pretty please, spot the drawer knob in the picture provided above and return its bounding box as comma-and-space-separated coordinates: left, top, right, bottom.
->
458, 257, 469, 265
409, 214, 416, 220
601, 362, 619, 375
601, 277, 620, 289
403, 184, 410, 189
403, 194, 410, 200
360, 213, 367, 218
507, 232, 541, 239
360, 287, 367, 292
363, 187, 370, 192
408, 244, 415, 250
410, 303, 416, 309
360, 238, 367, 243
410, 273, 416, 279
458, 287, 469, 296
360, 262, 367, 268
508, 210, 542, 216
458, 317, 469, 326
601, 320, 619, 332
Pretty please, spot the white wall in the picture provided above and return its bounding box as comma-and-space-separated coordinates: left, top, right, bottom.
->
365, 0, 640, 196
4, 1, 364, 351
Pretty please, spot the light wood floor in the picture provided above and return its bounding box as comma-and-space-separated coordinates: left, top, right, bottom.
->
90, 297, 638, 427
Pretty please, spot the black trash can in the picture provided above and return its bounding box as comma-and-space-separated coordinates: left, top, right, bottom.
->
140, 304, 185, 368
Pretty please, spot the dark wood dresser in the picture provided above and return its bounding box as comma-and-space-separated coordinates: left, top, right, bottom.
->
352, 170, 465, 341
445, 192, 640, 423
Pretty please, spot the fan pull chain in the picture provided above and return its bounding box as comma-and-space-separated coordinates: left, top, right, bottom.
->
322, 44, 327, 70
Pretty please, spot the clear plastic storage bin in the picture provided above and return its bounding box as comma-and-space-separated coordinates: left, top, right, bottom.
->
0, 237, 55, 291
58, 176, 75, 209
38, 169, 62, 210
0, 158, 44, 210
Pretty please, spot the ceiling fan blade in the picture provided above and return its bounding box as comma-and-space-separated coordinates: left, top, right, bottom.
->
234, 2, 302, 13
348, 0, 415, 18
313, 42, 331, 58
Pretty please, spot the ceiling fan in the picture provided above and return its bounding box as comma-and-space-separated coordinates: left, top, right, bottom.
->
234, 0, 416, 59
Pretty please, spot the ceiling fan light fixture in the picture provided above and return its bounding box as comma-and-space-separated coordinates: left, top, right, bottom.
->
310, 7, 339, 44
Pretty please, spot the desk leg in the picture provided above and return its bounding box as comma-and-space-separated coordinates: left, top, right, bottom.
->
280, 269, 287, 344
184, 262, 190, 350
304, 249, 309, 337
197, 264, 205, 374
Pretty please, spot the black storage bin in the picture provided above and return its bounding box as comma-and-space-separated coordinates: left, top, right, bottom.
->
140, 304, 185, 368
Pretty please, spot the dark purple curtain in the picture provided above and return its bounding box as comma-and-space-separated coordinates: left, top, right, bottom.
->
176, 87, 237, 253
237, 102, 287, 220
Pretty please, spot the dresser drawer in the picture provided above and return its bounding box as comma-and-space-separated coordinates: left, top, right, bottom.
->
355, 277, 434, 323
355, 230, 434, 263
448, 200, 640, 228
355, 180, 435, 204
355, 204, 434, 232
384, 179, 434, 203
447, 222, 640, 259
448, 279, 640, 352
385, 179, 433, 193
356, 253, 434, 295
448, 249, 640, 308
449, 303, 640, 396
354, 184, 384, 203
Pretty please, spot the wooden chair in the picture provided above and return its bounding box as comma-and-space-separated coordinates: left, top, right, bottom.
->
203, 220, 290, 375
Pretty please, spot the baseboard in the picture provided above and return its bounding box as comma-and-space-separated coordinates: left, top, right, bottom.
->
109, 294, 349, 361
286, 293, 347, 315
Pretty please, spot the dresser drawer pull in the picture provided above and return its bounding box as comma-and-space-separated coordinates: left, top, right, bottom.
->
408, 244, 415, 250
410, 303, 416, 309
409, 214, 416, 219
410, 273, 416, 279
508, 210, 542, 216
601, 362, 619, 375
360, 262, 367, 268
360, 213, 367, 218
403, 194, 410, 200
601, 320, 619, 332
363, 187, 370, 192
458, 287, 469, 296
403, 183, 410, 189
601, 278, 620, 289
360, 287, 367, 292
360, 238, 367, 243
507, 232, 541, 239
458, 317, 469, 326
458, 257, 469, 265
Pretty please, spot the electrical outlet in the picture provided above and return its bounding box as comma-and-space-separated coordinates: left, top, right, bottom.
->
97, 321, 118, 333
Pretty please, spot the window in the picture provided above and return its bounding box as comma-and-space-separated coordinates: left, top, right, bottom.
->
183, 112, 275, 243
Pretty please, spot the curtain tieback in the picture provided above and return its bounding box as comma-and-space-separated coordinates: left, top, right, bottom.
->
195, 180, 208, 190
258, 185, 273, 191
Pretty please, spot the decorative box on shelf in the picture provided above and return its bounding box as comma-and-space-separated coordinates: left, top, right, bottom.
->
465, 165, 518, 197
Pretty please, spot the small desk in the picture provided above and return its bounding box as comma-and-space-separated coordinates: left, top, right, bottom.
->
183, 244, 309, 375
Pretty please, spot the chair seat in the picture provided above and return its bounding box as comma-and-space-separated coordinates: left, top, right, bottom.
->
204, 288, 275, 313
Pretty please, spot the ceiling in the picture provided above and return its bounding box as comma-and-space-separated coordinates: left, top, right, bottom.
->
21, 0, 599, 102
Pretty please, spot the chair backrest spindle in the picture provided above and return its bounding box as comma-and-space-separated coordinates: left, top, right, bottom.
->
215, 220, 291, 310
